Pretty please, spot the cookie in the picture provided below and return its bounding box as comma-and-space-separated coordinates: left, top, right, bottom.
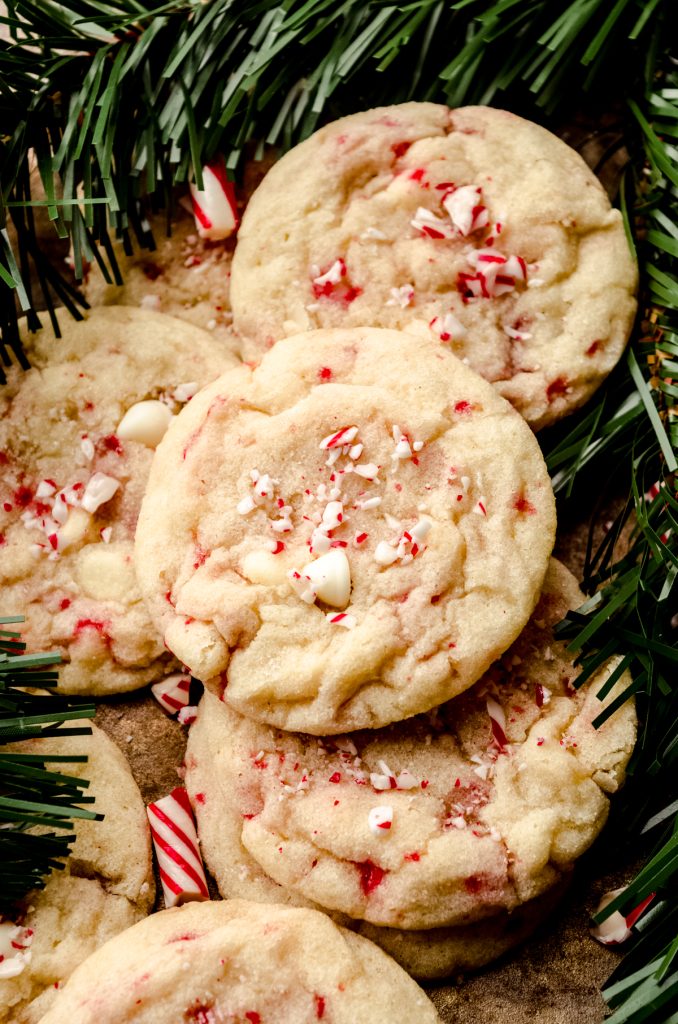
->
0, 723, 154, 1023
0, 307, 236, 695
230, 103, 637, 429
38, 900, 441, 1024
135, 327, 556, 733
184, 561, 635, 936
81, 212, 240, 360
357, 882, 568, 979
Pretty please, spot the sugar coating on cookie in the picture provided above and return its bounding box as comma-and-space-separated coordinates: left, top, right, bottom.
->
0, 724, 154, 1024
184, 561, 635, 931
38, 900, 441, 1024
136, 327, 556, 733
231, 103, 637, 428
0, 307, 236, 695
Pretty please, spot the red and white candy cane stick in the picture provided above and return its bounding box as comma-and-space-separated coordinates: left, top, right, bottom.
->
150, 673, 191, 716
147, 787, 209, 908
189, 158, 238, 240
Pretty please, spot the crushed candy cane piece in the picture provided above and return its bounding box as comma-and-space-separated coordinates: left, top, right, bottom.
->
288, 570, 317, 605
326, 611, 356, 629
487, 698, 508, 749
442, 185, 489, 237
81, 473, 120, 514
117, 400, 173, 448
319, 426, 359, 450
591, 888, 656, 946
312, 259, 346, 291
178, 705, 198, 726
411, 207, 454, 240
151, 673, 191, 715
374, 541, 398, 566
360, 227, 387, 241
189, 159, 238, 241
429, 313, 466, 342
174, 382, 199, 403
0, 922, 34, 979
387, 284, 414, 308
80, 436, 95, 461
368, 805, 394, 835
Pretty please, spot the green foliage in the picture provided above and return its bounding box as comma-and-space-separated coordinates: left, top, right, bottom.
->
0, 619, 99, 913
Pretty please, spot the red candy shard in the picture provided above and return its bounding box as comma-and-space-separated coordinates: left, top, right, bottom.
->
318, 366, 333, 381
185, 1005, 214, 1023
454, 400, 472, 415
535, 684, 545, 708
13, 485, 33, 508
355, 859, 386, 896
329, 772, 342, 784
464, 874, 484, 894
245, 1014, 261, 1024
195, 792, 206, 805
74, 618, 108, 638
546, 377, 569, 402
98, 434, 124, 456
142, 262, 163, 281
586, 340, 602, 356
404, 852, 421, 862
513, 494, 536, 515
391, 141, 411, 158
314, 994, 326, 1019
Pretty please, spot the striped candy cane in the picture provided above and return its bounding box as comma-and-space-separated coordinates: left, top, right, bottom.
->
189, 158, 238, 241
150, 673, 191, 716
147, 787, 209, 908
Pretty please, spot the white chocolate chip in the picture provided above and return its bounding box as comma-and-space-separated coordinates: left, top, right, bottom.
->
302, 549, 351, 609
117, 400, 173, 448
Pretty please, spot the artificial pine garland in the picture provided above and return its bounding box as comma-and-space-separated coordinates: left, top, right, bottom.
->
0, 618, 99, 914
0, 0, 676, 1019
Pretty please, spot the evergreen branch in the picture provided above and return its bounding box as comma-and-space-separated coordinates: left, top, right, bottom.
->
0, 621, 99, 915
0, 0, 671, 369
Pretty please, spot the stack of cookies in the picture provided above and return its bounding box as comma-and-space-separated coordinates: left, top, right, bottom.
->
0, 103, 638, 1022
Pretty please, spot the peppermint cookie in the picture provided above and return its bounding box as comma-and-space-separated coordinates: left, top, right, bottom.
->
136, 327, 556, 733
0, 307, 236, 694
0, 723, 154, 1023
81, 211, 239, 359
184, 561, 635, 935
39, 900, 441, 1024
231, 103, 637, 428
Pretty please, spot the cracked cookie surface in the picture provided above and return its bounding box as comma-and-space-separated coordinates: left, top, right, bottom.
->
231, 103, 637, 429
0, 307, 236, 695
38, 900, 440, 1024
136, 327, 556, 733
0, 723, 154, 1024
184, 561, 635, 933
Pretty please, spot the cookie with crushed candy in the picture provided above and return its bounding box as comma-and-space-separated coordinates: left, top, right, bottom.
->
38, 900, 441, 1024
183, 562, 635, 962
136, 327, 556, 733
0, 723, 154, 1024
230, 103, 637, 429
0, 307, 236, 695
